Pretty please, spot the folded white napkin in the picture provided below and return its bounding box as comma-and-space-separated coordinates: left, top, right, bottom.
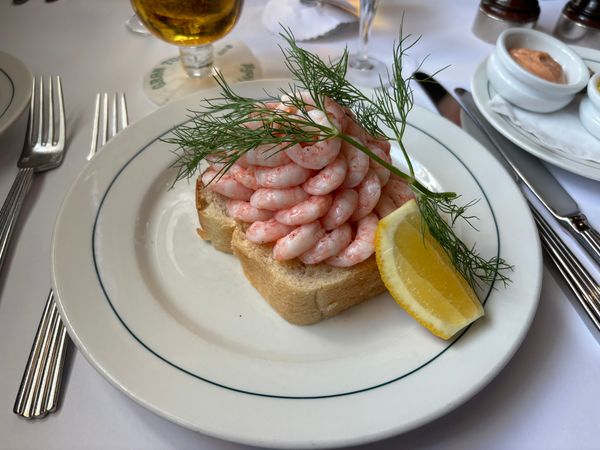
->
488, 94, 600, 164
261, 0, 356, 41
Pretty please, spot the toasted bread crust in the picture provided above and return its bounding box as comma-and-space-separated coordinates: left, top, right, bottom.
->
195, 177, 237, 253
196, 178, 386, 325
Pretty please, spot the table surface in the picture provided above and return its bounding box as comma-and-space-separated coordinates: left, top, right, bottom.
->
0, 1, 598, 449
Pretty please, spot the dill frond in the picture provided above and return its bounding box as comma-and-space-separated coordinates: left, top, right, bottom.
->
165, 27, 512, 289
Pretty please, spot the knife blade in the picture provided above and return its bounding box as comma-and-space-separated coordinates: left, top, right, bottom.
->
413, 72, 600, 267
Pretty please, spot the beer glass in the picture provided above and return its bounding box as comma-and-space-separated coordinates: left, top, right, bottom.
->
126, 13, 150, 35
131, 0, 243, 79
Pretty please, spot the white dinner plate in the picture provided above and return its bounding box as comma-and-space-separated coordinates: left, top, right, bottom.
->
471, 46, 600, 181
52, 79, 542, 449
0, 51, 32, 136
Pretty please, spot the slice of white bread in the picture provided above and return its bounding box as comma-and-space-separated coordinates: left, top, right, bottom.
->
195, 178, 386, 325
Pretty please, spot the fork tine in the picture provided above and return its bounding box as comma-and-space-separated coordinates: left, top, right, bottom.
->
27, 78, 35, 145
120, 93, 129, 129
35, 77, 43, 146
47, 78, 54, 146
101, 93, 108, 147
87, 94, 101, 161
87, 92, 128, 160
110, 94, 117, 139
56, 76, 65, 150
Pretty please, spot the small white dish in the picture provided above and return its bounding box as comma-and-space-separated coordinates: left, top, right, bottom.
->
486, 28, 589, 113
579, 72, 600, 140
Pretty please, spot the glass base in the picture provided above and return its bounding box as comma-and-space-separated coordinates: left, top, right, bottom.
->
346, 54, 388, 88
142, 41, 261, 106
345, 53, 417, 89
180, 45, 214, 78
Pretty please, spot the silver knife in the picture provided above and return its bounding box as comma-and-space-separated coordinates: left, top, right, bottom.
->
412, 72, 600, 267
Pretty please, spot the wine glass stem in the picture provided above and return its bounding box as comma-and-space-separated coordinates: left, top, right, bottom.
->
357, 0, 380, 62
179, 44, 214, 78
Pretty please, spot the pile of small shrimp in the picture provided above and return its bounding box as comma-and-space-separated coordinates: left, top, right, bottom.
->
202, 94, 415, 267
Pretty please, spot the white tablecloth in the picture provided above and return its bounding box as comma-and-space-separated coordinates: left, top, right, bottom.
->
0, 1, 598, 449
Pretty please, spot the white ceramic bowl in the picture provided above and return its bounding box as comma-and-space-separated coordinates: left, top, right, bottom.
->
579, 72, 600, 140
486, 28, 589, 113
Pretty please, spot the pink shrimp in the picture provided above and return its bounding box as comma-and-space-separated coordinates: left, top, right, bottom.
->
273, 221, 326, 261
246, 144, 291, 167
280, 91, 316, 110
245, 219, 295, 244
270, 93, 313, 131
375, 193, 397, 218
299, 223, 353, 265
367, 144, 391, 186
201, 169, 253, 201
226, 200, 273, 223
236, 154, 249, 168
383, 176, 415, 207
323, 96, 348, 131
229, 164, 260, 190
282, 94, 346, 130
326, 214, 379, 267
255, 162, 312, 189
243, 113, 266, 131
302, 155, 347, 195
274, 195, 333, 226
250, 187, 308, 211
320, 189, 359, 231
243, 102, 279, 130
366, 134, 392, 155
206, 157, 227, 171
206, 150, 240, 170
343, 118, 368, 143
273, 100, 299, 119
286, 109, 341, 170
340, 135, 370, 188
350, 169, 381, 222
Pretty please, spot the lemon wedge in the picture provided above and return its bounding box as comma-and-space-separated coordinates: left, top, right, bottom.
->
375, 199, 484, 339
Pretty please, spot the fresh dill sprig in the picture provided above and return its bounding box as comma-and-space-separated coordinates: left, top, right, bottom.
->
165, 28, 512, 289
415, 192, 512, 288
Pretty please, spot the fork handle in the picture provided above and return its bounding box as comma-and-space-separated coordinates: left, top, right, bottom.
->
532, 208, 600, 334
0, 168, 34, 275
572, 225, 600, 268
14, 290, 55, 417
14, 290, 70, 418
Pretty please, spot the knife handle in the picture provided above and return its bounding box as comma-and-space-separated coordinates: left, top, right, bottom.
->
564, 215, 600, 267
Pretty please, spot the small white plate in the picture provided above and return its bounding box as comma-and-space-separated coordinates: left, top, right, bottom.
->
52, 79, 542, 448
0, 51, 32, 136
472, 46, 600, 181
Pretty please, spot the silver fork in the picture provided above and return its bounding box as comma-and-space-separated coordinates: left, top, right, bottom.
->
0, 76, 65, 277
14, 93, 128, 419
531, 207, 600, 332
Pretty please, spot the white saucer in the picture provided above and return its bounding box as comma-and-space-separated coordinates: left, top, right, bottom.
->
471, 45, 600, 181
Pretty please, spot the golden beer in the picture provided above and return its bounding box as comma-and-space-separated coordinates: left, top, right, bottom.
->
132, 0, 243, 47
